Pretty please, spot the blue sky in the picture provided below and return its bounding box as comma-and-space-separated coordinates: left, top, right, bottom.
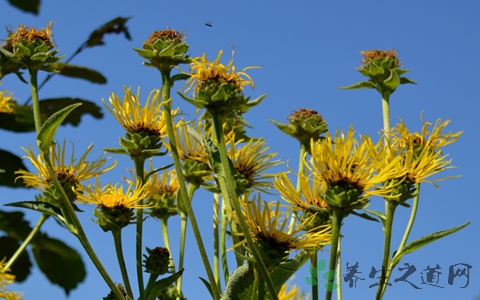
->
2, 0, 479, 299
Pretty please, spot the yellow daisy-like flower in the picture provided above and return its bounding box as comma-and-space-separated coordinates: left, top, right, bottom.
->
0, 88, 15, 114
237, 195, 330, 268
278, 278, 309, 300
308, 127, 400, 209
184, 50, 256, 94
382, 118, 462, 186
103, 86, 176, 137
228, 137, 281, 194
0, 258, 23, 300
76, 178, 150, 209
15, 141, 116, 199
275, 172, 329, 211
145, 168, 180, 219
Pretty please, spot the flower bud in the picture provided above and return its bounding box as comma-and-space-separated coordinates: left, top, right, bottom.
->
143, 246, 171, 276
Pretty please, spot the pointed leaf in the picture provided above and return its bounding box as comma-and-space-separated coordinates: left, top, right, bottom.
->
7, 0, 40, 14
0, 236, 32, 282
364, 209, 386, 226
383, 69, 401, 92
44, 63, 107, 84
0, 105, 36, 133
351, 210, 380, 222
144, 269, 184, 300
400, 77, 417, 85
37, 103, 82, 152
339, 80, 377, 90
40, 98, 103, 126
270, 251, 309, 291
199, 277, 214, 299
6, 201, 65, 223
171, 73, 190, 83
391, 221, 470, 267
0, 150, 28, 188
85, 17, 132, 48
32, 237, 86, 295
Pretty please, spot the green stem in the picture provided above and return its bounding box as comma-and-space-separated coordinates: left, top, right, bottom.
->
210, 112, 278, 300
133, 158, 146, 299
160, 218, 172, 257
176, 183, 198, 295
2, 214, 48, 272
375, 201, 397, 300
213, 193, 221, 291
336, 236, 342, 300
397, 183, 420, 253
325, 208, 343, 300
220, 193, 230, 285
113, 230, 134, 298
310, 251, 318, 300
160, 70, 220, 300
28, 68, 42, 133
381, 93, 391, 134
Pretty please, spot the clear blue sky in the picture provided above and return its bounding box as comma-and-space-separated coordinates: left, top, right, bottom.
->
2, 0, 479, 299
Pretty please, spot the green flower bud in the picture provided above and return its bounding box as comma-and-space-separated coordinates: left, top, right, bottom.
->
143, 247, 171, 276
94, 205, 134, 232
134, 28, 190, 72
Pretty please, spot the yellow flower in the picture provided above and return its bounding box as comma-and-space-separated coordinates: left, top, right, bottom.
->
228, 137, 281, 194
383, 118, 462, 186
183, 50, 256, 95
236, 195, 330, 267
275, 172, 329, 211
15, 141, 116, 198
278, 278, 309, 300
308, 127, 400, 209
145, 168, 180, 219
0, 258, 23, 300
0, 88, 15, 114
103, 86, 176, 137
76, 178, 150, 209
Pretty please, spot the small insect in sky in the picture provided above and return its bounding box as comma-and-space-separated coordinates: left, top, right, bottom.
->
205, 22, 213, 27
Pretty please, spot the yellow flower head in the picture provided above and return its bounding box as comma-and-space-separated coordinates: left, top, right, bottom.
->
5, 21, 55, 51
146, 168, 180, 219
104, 86, 176, 138
0, 87, 15, 114
15, 141, 116, 200
184, 50, 256, 95
228, 137, 281, 194
278, 278, 309, 300
76, 178, 150, 209
0, 258, 23, 300
384, 117, 462, 186
308, 127, 399, 209
360, 49, 401, 68
237, 195, 330, 267
275, 172, 329, 211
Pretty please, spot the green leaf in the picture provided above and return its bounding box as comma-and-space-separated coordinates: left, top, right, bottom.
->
7, 0, 40, 14
0, 210, 33, 241
43, 62, 107, 84
144, 269, 184, 300
0, 105, 36, 132
0, 150, 28, 188
391, 221, 471, 267
383, 69, 401, 92
339, 80, 377, 90
39, 98, 103, 126
270, 251, 309, 291
400, 76, 418, 85
6, 201, 65, 223
85, 17, 132, 48
351, 210, 380, 222
32, 237, 86, 295
0, 236, 33, 282
37, 103, 82, 152
171, 73, 190, 83
364, 209, 386, 226
199, 277, 214, 299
